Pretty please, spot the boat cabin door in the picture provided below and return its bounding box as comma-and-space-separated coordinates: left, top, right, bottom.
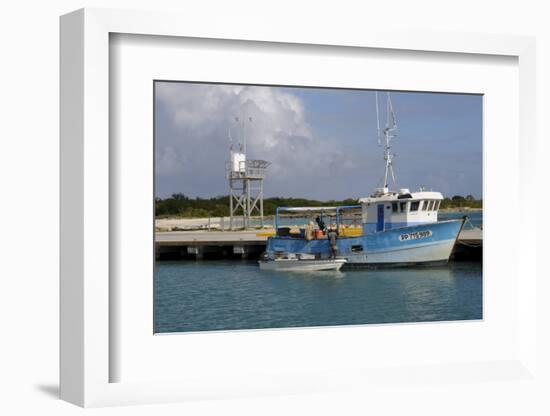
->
376, 204, 385, 232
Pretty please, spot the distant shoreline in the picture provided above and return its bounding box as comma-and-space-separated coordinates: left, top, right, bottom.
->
155, 208, 482, 232
439, 207, 483, 213
156, 207, 483, 221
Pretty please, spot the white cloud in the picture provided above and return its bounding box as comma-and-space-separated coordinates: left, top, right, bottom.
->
155, 83, 482, 199
155, 83, 360, 199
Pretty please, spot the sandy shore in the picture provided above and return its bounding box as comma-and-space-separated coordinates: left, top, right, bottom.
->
156, 208, 482, 231
155, 216, 275, 231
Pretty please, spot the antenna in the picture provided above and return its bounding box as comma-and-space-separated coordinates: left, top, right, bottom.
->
243, 116, 252, 155
380, 92, 398, 189
375, 91, 381, 145
387, 92, 397, 128
228, 117, 237, 150
233, 113, 253, 155
233, 116, 243, 152
243, 116, 247, 153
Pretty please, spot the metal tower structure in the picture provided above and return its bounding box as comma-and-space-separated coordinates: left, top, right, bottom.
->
227, 116, 270, 229
375, 91, 398, 189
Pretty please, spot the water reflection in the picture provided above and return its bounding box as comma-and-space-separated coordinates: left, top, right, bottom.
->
154, 260, 482, 333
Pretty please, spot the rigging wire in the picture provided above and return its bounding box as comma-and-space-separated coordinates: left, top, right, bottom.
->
375, 91, 381, 146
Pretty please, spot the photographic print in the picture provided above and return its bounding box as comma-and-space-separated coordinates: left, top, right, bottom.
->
154, 81, 482, 333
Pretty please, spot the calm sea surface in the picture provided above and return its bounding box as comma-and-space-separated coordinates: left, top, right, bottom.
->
154, 260, 482, 333
439, 211, 482, 228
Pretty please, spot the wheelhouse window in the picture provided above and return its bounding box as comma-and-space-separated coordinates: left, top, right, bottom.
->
434, 200, 441, 211
422, 200, 429, 211
410, 201, 420, 212
392, 202, 398, 213
399, 201, 408, 213
427, 200, 434, 210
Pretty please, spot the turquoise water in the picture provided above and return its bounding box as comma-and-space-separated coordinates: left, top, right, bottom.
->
154, 260, 482, 333
439, 211, 482, 229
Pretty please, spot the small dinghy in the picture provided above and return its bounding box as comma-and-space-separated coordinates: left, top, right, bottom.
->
258, 252, 347, 272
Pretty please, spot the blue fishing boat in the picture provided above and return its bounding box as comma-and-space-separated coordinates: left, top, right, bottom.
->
260, 93, 466, 268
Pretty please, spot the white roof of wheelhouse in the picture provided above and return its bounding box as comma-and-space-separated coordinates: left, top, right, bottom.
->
359, 189, 444, 204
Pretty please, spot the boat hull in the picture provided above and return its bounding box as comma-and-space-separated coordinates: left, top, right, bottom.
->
259, 259, 346, 272
265, 219, 465, 267
343, 238, 457, 266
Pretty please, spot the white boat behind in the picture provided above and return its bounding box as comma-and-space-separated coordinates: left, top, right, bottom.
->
259, 253, 346, 272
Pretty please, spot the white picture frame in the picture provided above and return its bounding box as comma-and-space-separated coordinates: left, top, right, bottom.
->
60, 8, 538, 407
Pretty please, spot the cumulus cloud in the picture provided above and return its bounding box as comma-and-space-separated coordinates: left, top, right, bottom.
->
154, 83, 483, 200
155, 82, 360, 199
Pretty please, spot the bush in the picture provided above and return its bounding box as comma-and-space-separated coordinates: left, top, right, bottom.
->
155, 193, 482, 217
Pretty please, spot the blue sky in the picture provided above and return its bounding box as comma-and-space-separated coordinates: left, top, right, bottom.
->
155, 82, 482, 200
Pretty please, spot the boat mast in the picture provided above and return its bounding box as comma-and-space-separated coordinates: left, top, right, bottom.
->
376, 92, 398, 188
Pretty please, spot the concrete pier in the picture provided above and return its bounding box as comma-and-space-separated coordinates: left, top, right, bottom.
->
156, 229, 482, 261
451, 228, 482, 261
